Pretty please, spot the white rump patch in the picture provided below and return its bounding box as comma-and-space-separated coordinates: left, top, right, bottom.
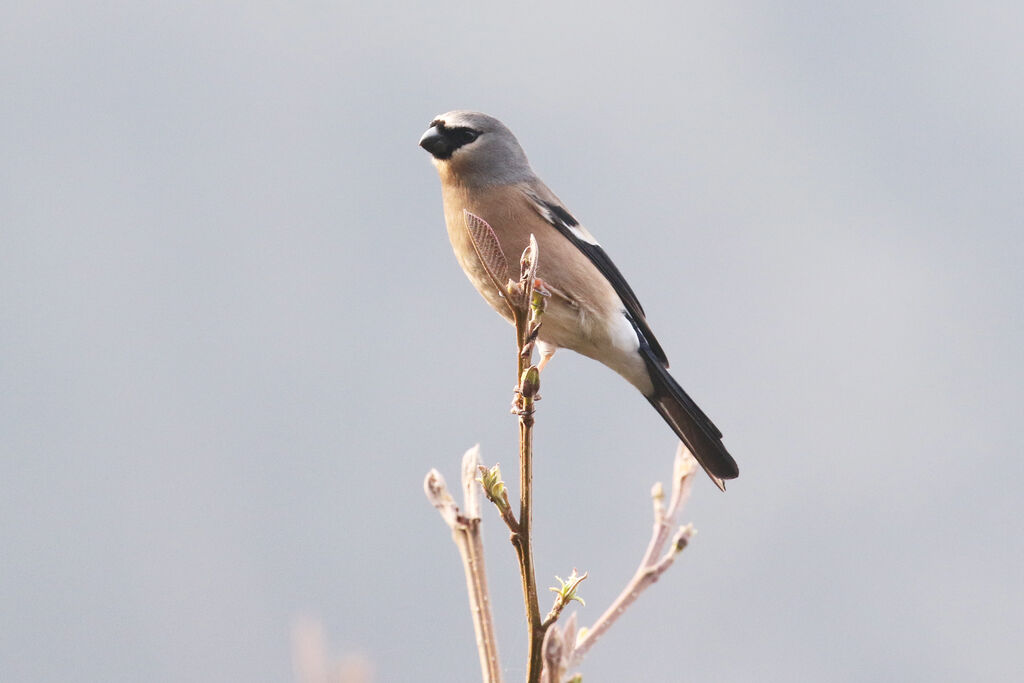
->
610, 312, 641, 354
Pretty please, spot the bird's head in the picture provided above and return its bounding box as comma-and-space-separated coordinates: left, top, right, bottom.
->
419, 111, 534, 187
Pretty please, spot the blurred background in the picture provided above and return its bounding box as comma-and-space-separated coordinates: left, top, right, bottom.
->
2, 1, 1022, 681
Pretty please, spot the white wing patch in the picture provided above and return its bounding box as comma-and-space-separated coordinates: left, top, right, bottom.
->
568, 224, 600, 246
533, 199, 557, 225
526, 191, 601, 245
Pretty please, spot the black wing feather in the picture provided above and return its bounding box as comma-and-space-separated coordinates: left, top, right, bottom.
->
531, 196, 670, 366
630, 316, 737, 486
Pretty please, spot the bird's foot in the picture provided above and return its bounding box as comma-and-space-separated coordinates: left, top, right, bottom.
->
535, 340, 557, 374
536, 354, 553, 373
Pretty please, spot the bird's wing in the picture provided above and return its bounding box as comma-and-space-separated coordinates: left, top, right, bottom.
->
523, 185, 670, 366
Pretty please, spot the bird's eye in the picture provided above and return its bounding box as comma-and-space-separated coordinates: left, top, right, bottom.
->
450, 128, 479, 145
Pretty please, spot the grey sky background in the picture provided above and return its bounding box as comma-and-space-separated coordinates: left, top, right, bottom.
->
3, 2, 1022, 681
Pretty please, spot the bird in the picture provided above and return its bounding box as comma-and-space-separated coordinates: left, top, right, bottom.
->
419, 111, 738, 490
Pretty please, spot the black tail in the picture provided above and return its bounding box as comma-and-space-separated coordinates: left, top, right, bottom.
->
640, 346, 739, 491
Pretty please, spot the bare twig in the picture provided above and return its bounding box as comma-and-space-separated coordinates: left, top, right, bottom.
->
450, 215, 554, 682
291, 616, 375, 683
505, 236, 551, 683
542, 625, 564, 683
569, 443, 699, 668
424, 446, 502, 683
539, 612, 580, 682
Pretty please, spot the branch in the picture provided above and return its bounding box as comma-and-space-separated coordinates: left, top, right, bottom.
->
424, 446, 502, 683
542, 625, 564, 683
568, 443, 699, 669
457, 215, 572, 682
506, 236, 551, 683
539, 612, 578, 683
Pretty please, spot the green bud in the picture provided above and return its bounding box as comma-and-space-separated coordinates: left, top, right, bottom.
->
520, 365, 541, 399
477, 464, 509, 513
550, 568, 588, 607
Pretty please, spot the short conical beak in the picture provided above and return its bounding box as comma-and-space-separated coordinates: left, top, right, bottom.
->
419, 125, 454, 159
